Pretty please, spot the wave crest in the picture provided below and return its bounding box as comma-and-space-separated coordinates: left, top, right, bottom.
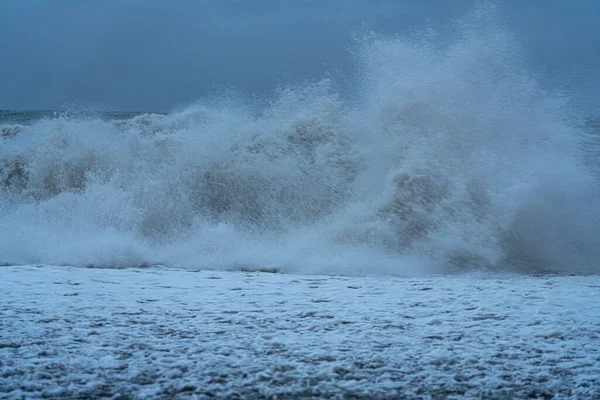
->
1, 5, 598, 275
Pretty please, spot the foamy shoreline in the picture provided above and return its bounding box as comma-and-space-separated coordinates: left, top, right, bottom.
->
1, 265, 598, 399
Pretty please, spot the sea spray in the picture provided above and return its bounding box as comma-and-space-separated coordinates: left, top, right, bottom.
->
1, 5, 598, 275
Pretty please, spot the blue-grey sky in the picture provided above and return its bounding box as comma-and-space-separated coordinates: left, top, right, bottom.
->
1, 0, 598, 112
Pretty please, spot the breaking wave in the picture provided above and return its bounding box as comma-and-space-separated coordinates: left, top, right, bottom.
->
1, 6, 598, 275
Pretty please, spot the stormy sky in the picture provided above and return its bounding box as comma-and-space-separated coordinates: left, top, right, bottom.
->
1, 0, 598, 113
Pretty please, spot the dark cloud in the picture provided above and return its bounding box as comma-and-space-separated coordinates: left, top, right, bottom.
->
1, 0, 598, 112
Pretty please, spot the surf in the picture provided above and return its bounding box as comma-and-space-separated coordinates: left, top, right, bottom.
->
1, 5, 598, 275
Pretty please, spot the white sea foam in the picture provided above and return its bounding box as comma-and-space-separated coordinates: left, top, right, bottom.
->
1, 6, 598, 275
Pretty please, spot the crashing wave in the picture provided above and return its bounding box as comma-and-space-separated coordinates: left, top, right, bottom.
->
0, 5, 598, 275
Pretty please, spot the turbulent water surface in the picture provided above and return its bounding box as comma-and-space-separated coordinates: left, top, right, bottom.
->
2, 265, 599, 399
1, 8, 599, 276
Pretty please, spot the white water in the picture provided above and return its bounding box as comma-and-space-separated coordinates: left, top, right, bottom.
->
1, 7, 598, 275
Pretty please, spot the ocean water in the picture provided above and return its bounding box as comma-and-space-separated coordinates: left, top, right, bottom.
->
1, 7, 599, 276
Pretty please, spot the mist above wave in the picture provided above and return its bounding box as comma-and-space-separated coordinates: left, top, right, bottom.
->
1, 5, 598, 275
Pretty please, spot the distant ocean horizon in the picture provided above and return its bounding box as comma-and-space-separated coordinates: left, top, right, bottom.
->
2, 108, 599, 133
0, 109, 164, 125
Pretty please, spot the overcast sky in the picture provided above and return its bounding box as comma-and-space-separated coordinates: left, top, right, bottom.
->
1, 0, 598, 113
